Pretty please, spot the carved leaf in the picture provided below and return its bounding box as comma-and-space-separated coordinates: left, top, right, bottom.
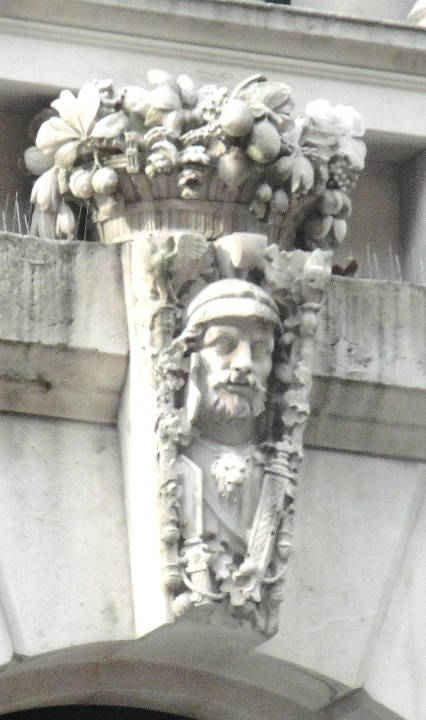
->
238, 80, 292, 111
173, 233, 208, 289
55, 200, 76, 237
30, 206, 56, 238
54, 139, 80, 168
30, 167, 59, 212
91, 111, 129, 138
77, 82, 101, 135
291, 155, 314, 194
51, 89, 83, 134
36, 116, 79, 154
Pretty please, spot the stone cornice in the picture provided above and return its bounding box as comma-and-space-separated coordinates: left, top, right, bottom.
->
0, 14, 425, 99
0, 0, 425, 81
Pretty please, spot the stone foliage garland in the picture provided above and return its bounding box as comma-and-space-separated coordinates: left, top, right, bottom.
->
24, 71, 366, 249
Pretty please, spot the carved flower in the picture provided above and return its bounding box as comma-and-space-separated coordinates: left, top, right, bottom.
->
28, 81, 129, 224
36, 82, 127, 168
145, 140, 178, 180
157, 409, 193, 446
301, 99, 366, 170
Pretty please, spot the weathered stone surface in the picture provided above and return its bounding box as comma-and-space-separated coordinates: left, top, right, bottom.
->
315, 277, 425, 388
0, 234, 424, 460
0, 232, 127, 351
0, 414, 134, 657
307, 277, 426, 460
365, 479, 426, 720
0, 232, 128, 423
261, 447, 425, 688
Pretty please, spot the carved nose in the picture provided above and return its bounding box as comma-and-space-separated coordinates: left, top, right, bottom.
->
230, 340, 251, 372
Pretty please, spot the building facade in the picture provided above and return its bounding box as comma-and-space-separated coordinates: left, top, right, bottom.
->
0, 3, 425, 720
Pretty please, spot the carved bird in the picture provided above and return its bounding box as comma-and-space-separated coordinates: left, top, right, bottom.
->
332, 259, 358, 277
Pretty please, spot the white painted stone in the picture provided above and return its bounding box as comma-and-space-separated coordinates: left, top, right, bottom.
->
260, 447, 425, 688
315, 278, 426, 389
0, 414, 134, 656
307, 277, 426, 460
365, 477, 426, 720
118, 244, 170, 636
0, 232, 128, 423
0, 233, 127, 353
0, 2, 425, 142
0, 5, 422, 719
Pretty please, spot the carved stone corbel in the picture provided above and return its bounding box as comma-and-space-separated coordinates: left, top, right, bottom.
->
24, 71, 365, 638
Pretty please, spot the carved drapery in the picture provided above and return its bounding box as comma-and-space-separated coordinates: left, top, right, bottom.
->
24, 72, 365, 636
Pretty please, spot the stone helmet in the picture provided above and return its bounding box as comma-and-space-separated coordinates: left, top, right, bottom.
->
184, 278, 282, 331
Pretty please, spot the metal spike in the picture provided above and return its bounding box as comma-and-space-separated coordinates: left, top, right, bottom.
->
395, 253, 402, 282
373, 250, 380, 280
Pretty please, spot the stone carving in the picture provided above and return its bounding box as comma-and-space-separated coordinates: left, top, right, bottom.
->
152, 233, 332, 635
23, 72, 365, 636
24, 72, 365, 250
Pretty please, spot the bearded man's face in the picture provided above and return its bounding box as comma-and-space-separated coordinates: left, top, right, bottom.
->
195, 318, 274, 422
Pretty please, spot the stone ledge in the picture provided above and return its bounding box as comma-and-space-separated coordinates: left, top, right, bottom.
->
0, 236, 424, 460
0, 232, 128, 424
0, 0, 425, 79
0, 340, 126, 424
307, 377, 426, 461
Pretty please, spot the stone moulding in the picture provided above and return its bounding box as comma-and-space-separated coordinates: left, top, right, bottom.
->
24, 71, 365, 637
408, 1, 426, 26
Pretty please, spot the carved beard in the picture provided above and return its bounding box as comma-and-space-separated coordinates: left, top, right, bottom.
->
209, 371, 267, 421
185, 356, 268, 425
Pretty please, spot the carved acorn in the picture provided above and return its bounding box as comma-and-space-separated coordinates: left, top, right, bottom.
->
92, 167, 118, 194
69, 168, 93, 199
220, 99, 254, 138
218, 147, 251, 189
246, 119, 281, 164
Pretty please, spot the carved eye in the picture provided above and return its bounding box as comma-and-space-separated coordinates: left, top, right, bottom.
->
214, 334, 237, 355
